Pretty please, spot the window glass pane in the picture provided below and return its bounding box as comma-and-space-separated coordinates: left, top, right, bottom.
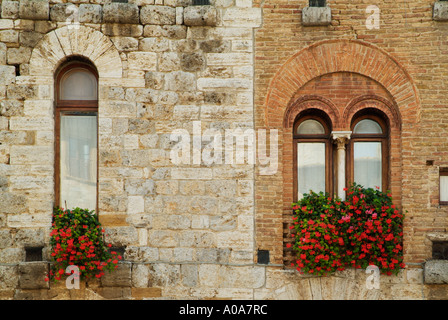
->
60, 114, 97, 211
440, 176, 448, 202
354, 142, 382, 190
309, 0, 326, 7
60, 68, 97, 100
297, 119, 325, 135
353, 119, 382, 134
297, 143, 326, 199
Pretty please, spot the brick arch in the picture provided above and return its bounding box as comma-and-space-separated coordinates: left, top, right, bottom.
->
29, 25, 122, 78
283, 95, 341, 130
343, 94, 401, 131
264, 39, 420, 128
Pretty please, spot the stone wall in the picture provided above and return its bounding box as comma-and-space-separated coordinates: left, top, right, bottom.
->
0, 0, 447, 300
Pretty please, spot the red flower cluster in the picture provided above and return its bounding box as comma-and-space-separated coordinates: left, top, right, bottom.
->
289, 185, 405, 276
46, 207, 122, 282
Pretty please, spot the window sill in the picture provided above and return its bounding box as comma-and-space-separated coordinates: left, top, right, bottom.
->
302, 6, 331, 26
433, 1, 448, 21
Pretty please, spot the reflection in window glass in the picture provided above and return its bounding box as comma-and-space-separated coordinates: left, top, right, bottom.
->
60, 68, 98, 100
60, 114, 97, 210
297, 143, 325, 199
354, 142, 382, 190
353, 119, 382, 134
297, 119, 325, 135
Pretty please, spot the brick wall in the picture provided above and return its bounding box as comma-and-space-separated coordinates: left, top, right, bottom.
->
254, 0, 448, 270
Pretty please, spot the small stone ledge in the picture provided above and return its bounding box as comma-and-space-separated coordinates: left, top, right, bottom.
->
301, 6, 331, 26
424, 260, 448, 284
18, 262, 49, 290
433, 1, 448, 21
427, 232, 448, 242
183, 5, 217, 26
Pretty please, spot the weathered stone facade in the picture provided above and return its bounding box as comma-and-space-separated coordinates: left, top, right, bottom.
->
0, 0, 447, 300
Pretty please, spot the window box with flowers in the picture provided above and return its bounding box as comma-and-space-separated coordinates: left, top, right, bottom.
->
45, 207, 122, 283
288, 184, 405, 276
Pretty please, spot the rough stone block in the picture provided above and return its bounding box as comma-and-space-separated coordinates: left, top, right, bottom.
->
1, 1, 19, 19
140, 5, 176, 25
49, 3, 73, 22
18, 262, 49, 290
183, 5, 217, 26
139, 37, 170, 52
181, 264, 198, 287
222, 7, 262, 27
7, 47, 32, 65
424, 260, 448, 284
0, 65, 16, 86
79, 4, 102, 24
101, 262, 132, 287
128, 52, 157, 71
434, 1, 448, 21
164, 71, 195, 92
0, 19, 14, 30
103, 3, 139, 24
131, 287, 162, 299
180, 52, 205, 72
302, 6, 331, 26
0, 29, 18, 43
111, 37, 139, 52
19, 0, 49, 20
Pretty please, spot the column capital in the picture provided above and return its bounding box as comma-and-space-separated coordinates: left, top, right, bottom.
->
331, 131, 352, 148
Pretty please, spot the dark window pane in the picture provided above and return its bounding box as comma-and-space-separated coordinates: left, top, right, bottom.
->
193, 0, 210, 5
309, 0, 326, 7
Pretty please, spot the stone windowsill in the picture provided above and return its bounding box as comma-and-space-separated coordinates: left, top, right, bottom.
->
302, 6, 331, 26
433, 1, 448, 21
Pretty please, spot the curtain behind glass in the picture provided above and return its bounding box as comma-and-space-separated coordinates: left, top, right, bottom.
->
297, 143, 326, 199
440, 176, 448, 202
354, 142, 381, 190
60, 114, 97, 211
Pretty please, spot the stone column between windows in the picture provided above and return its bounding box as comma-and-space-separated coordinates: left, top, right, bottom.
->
332, 131, 352, 201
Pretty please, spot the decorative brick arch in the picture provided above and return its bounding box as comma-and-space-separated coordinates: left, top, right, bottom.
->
343, 94, 401, 131
29, 25, 122, 78
264, 39, 420, 128
283, 95, 341, 130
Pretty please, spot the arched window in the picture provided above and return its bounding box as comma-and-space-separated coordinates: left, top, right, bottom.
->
293, 114, 333, 200
55, 61, 98, 211
349, 114, 388, 191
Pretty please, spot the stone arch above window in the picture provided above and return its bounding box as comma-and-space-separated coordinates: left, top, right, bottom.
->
29, 25, 122, 79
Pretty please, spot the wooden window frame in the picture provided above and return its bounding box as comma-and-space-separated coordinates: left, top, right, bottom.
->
347, 114, 389, 192
293, 115, 333, 202
54, 62, 99, 212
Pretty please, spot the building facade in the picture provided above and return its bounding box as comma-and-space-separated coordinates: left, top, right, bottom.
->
0, 0, 447, 299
